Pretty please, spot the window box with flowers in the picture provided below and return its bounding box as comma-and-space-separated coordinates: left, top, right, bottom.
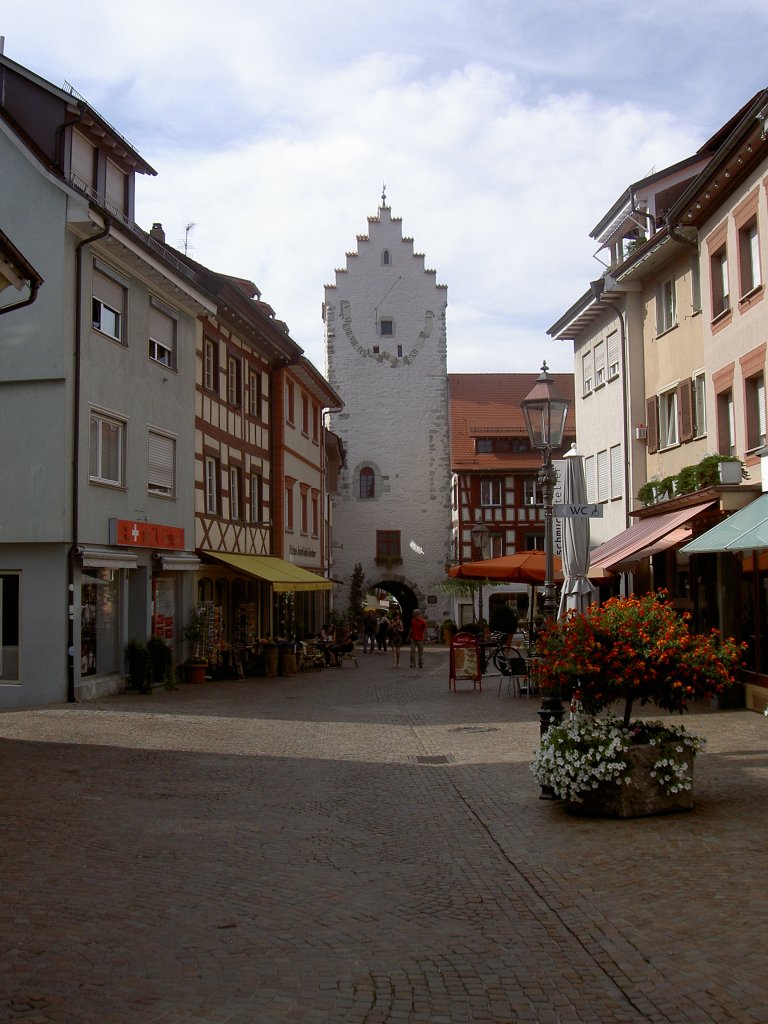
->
375, 555, 403, 569
530, 592, 744, 817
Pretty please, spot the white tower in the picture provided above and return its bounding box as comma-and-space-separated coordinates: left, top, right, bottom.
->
324, 195, 452, 627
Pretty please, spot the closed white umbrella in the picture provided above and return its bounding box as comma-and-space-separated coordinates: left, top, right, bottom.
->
557, 444, 598, 616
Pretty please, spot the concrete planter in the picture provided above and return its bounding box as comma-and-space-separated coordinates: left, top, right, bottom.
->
565, 743, 695, 819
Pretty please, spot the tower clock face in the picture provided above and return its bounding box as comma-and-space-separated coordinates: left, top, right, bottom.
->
338, 300, 435, 366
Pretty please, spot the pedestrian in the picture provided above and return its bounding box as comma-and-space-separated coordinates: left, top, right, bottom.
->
389, 611, 404, 667
376, 612, 390, 652
408, 608, 428, 669
363, 609, 377, 653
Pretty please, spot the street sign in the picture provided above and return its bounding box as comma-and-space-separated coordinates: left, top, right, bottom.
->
553, 503, 604, 519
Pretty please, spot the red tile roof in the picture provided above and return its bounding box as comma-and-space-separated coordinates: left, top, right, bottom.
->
449, 373, 576, 471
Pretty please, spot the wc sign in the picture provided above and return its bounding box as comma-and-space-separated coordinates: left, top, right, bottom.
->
552, 504, 604, 518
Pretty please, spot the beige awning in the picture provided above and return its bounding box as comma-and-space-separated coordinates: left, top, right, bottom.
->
200, 551, 334, 592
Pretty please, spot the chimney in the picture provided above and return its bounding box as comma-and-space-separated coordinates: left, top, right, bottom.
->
150, 222, 165, 243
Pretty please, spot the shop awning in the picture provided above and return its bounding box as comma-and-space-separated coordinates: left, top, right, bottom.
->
590, 501, 716, 571
681, 494, 768, 553
200, 551, 334, 592
76, 545, 138, 569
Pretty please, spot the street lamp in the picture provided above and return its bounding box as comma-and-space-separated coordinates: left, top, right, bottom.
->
521, 361, 570, 748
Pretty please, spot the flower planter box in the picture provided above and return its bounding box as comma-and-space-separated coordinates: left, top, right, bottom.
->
183, 663, 207, 685
565, 744, 695, 819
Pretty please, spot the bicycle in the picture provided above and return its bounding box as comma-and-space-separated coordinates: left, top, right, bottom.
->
483, 631, 532, 696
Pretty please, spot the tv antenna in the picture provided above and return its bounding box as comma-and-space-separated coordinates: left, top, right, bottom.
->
179, 222, 196, 255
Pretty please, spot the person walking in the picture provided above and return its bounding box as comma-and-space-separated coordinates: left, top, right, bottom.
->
363, 609, 377, 654
408, 608, 428, 669
376, 612, 390, 653
389, 612, 404, 668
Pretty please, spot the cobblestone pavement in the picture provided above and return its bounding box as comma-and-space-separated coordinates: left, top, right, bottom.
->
1, 646, 767, 1023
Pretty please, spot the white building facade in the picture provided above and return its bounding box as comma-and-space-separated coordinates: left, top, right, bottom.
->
323, 200, 453, 627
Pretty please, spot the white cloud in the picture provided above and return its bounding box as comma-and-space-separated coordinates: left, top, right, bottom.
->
3, 0, 766, 376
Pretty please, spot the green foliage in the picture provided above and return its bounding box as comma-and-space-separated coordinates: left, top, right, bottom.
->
489, 604, 518, 635
147, 635, 172, 684
347, 563, 365, 621
125, 638, 151, 693
637, 455, 747, 506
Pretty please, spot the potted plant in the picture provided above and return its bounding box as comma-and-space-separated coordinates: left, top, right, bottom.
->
441, 619, 457, 644
147, 634, 172, 687
125, 638, 151, 693
489, 604, 518, 640
181, 609, 208, 684
530, 591, 744, 816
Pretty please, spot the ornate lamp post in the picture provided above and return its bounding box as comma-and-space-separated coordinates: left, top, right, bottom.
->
521, 362, 570, 747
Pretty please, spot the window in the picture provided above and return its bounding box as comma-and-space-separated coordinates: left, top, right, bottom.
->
525, 534, 544, 551
250, 473, 264, 523
657, 277, 676, 334
745, 373, 766, 450
300, 487, 309, 534
360, 466, 375, 498
711, 247, 730, 318
71, 129, 96, 191
311, 491, 319, 537
609, 444, 622, 500
739, 218, 761, 297
523, 478, 539, 506
582, 350, 593, 395
0, 572, 20, 682
694, 372, 707, 437
376, 530, 401, 558
380, 319, 394, 336
204, 338, 218, 393
382, 249, 391, 265
301, 392, 310, 436
148, 298, 176, 368
227, 357, 242, 406
205, 456, 219, 515
593, 341, 606, 386
476, 439, 493, 454
596, 449, 609, 502
607, 331, 620, 380
230, 466, 242, 520
105, 158, 127, 216
659, 389, 679, 449
286, 379, 295, 424
489, 534, 504, 558
250, 371, 264, 418
717, 390, 736, 456
285, 482, 295, 531
92, 268, 125, 342
584, 455, 595, 503
90, 412, 125, 486
147, 430, 175, 497
480, 478, 502, 507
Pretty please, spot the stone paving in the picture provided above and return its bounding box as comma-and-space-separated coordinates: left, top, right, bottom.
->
0, 645, 766, 1023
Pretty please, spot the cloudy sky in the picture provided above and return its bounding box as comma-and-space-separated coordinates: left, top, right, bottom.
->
3, 2, 767, 374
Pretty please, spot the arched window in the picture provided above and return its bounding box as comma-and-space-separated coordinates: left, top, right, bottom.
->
360, 466, 375, 498
382, 249, 390, 266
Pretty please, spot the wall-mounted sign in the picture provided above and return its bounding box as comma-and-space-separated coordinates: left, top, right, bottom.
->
109, 519, 185, 550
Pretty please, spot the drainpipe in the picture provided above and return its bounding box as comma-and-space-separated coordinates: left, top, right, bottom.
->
68, 222, 109, 702
0, 278, 41, 316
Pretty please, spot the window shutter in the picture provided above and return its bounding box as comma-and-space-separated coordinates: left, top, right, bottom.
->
148, 432, 174, 495
71, 129, 95, 188
149, 307, 174, 349
105, 159, 126, 215
646, 395, 659, 454
597, 450, 609, 502
93, 270, 124, 311
607, 331, 620, 378
677, 379, 694, 443
584, 455, 595, 503
609, 444, 623, 499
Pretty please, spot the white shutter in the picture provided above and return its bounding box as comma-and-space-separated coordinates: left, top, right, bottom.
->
105, 159, 126, 215
607, 331, 620, 378
750, 226, 762, 288
594, 342, 606, 385
610, 444, 622, 499
597, 449, 609, 502
759, 377, 766, 444
93, 270, 124, 312
71, 129, 95, 188
148, 432, 175, 496
584, 455, 595, 503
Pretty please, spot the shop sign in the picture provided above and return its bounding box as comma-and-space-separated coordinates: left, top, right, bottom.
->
109, 519, 185, 550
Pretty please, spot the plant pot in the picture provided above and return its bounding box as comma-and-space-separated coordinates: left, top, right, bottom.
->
718, 460, 742, 485
183, 663, 206, 685
264, 645, 279, 677
565, 743, 695, 819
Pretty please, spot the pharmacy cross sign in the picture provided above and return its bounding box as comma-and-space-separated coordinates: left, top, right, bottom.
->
109, 518, 186, 549
553, 503, 604, 519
